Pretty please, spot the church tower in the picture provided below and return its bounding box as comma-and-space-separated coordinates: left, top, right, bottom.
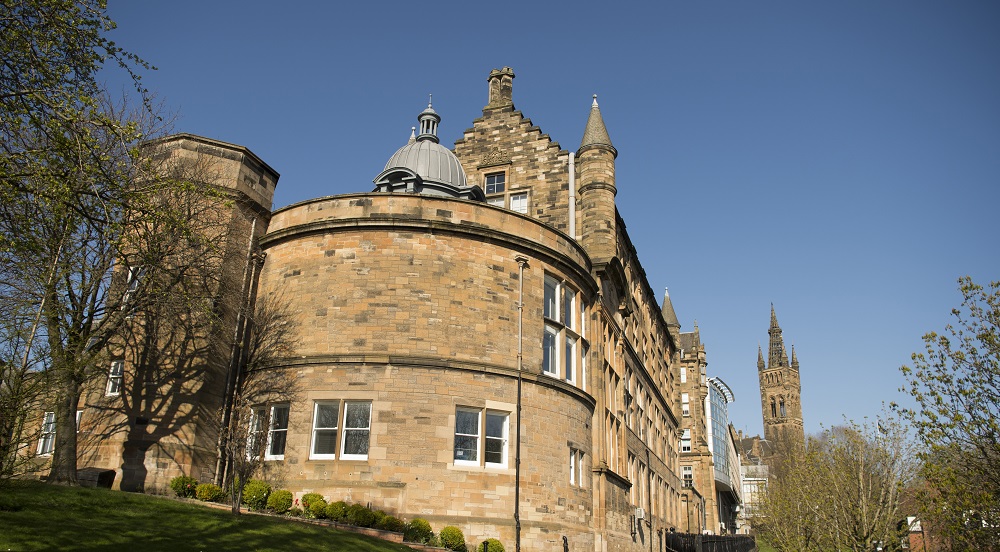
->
758, 306, 804, 450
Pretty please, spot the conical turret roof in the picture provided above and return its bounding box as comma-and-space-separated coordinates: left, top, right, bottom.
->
580, 95, 617, 158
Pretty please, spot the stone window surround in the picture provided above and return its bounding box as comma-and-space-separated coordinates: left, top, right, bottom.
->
570, 447, 585, 488
543, 274, 586, 389
253, 404, 289, 461
453, 406, 509, 468
483, 169, 529, 214
37, 411, 55, 456
106, 359, 124, 397
37, 410, 82, 456
299, 399, 374, 462
340, 401, 371, 461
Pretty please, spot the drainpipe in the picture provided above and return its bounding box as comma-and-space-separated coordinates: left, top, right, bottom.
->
514, 255, 529, 552
568, 152, 576, 239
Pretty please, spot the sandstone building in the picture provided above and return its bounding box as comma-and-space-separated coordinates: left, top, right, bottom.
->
676, 326, 744, 535
37, 67, 736, 551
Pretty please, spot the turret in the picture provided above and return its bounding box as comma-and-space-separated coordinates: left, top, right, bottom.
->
577, 95, 618, 265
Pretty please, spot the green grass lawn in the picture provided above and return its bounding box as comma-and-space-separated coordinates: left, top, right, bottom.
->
0, 480, 419, 552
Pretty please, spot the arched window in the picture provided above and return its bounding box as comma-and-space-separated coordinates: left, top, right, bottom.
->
770, 397, 776, 418
779, 397, 786, 417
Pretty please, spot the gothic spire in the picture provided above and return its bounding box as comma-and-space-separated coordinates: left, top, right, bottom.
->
791, 345, 799, 370
757, 345, 765, 371
767, 304, 788, 368
579, 95, 617, 158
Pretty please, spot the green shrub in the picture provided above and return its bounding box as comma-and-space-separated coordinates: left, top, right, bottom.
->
195, 483, 225, 502
300, 492, 324, 511
371, 509, 387, 526
308, 497, 328, 519
287, 506, 303, 517
404, 518, 433, 544
476, 538, 505, 552
346, 503, 376, 527
375, 515, 405, 533
440, 526, 466, 551
169, 476, 199, 499
325, 500, 347, 522
267, 489, 293, 514
241, 479, 271, 511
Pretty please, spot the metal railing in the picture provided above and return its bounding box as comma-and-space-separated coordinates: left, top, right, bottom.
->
663, 532, 757, 552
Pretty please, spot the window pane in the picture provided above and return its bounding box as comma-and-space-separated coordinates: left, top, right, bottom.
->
344, 429, 370, 455
271, 406, 289, 429
269, 430, 286, 456
543, 325, 558, 375
344, 402, 370, 429
544, 276, 558, 319
485, 173, 505, 194
562, 286, 573, 327
316, 403, 339, 428
454, 435, 478, 461
570, 450, 577, 485
485, 437, 504, 464
314, 429, 338, 455
510, 193, 527, 214
340, 402, 371, 458
485, 412, 505, 439
42, 412, 55, 433
565, 335, 576, 383
487, 196, 504, 207
456, 409, 479, 435
485, 412, 507, 465
312, 402, 339, 457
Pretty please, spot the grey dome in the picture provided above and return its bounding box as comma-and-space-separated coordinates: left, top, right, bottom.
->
374, 99, 482, 201
383, 139, 467, 188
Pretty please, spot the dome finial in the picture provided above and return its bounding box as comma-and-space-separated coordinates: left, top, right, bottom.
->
592, 94, 598, 107
417, 96, 441, 144
408, 127, 416, 144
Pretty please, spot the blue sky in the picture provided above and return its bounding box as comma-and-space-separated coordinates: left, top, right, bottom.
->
104, 1, 1000, 437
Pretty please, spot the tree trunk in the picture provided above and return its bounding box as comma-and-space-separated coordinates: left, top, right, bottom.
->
47, 376, 80, 485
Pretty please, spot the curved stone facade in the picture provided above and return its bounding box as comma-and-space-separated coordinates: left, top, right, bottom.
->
256, 193, 597, 547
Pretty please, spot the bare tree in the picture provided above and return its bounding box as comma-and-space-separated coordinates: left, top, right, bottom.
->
217, 292, 299, 514
754, 416, 916, 552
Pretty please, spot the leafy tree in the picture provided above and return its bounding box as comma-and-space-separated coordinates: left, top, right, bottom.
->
897, 277, 1000, 551
0, 1, 241, 487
